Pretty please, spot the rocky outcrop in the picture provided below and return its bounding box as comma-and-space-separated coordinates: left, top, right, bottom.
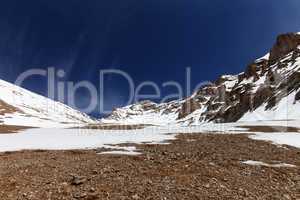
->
295, 90, 300, 101
131, 100, 157, 111
177, 98, 201, 119
0, 100, 20, 115
245, 63, 259, 80
269, 33, 300, 64
255, 87, 273, 107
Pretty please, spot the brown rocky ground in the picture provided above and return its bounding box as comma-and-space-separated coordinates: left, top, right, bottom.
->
0, 125, 33, 133
0, 133, 299, 200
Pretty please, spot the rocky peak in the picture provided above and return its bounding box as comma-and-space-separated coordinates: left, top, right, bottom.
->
269, 33, 300, 64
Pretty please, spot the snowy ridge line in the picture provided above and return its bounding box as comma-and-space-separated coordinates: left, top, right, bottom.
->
0, 79, 96, 128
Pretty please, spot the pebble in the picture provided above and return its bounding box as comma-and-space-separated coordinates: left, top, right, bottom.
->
70, 175, 87, 186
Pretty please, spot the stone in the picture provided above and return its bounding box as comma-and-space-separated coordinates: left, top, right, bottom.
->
70, 175, 87, 186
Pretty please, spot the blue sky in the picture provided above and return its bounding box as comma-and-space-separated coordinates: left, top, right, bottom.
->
0, 0, 300, 116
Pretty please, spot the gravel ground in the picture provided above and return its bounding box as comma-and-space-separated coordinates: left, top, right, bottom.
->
0, 133, 299, 200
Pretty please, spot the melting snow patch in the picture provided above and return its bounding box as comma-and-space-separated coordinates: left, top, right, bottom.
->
1, 121, 300, 153
249, 133, 300, 148
98, 146, 141, 156
0, 128, 177, 153
242, 160, 297, 168
99, 151, 141, 156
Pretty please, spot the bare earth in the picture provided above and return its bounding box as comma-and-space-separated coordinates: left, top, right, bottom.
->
0, 133, 299, 200
0, 125, 33, 134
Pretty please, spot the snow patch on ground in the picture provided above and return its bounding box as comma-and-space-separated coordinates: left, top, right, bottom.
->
242, 160, 297, 168
249, 132, 300, 148
98, 146, 142, 155
0, 120, 299, 153
99, 151, 141, 156
0, 128, 176, 152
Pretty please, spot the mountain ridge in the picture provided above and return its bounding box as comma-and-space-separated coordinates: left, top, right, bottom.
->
101, 32, 300, 125
0, 79, 96, 128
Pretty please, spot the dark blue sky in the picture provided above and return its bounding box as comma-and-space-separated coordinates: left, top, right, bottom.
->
0, 0, 300, 116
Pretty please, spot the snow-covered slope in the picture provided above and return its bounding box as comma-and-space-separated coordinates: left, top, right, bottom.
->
102, 32, 300, 125
101, 100, 179, 125
0, 79, 95, 128
240, 86, 300, 122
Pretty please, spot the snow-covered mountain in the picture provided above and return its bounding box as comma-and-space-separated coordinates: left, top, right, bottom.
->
0, 79, 96, 128
102, 33, 300, 125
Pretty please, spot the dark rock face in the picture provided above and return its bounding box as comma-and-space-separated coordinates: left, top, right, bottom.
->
287, 72, 300, 92
251, 87, 273, 110
269, 33, 300, 64
295, 91, 300, 101
222, 103, 244, 122
177, 98, 201, 119
245, 63, 259, 80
